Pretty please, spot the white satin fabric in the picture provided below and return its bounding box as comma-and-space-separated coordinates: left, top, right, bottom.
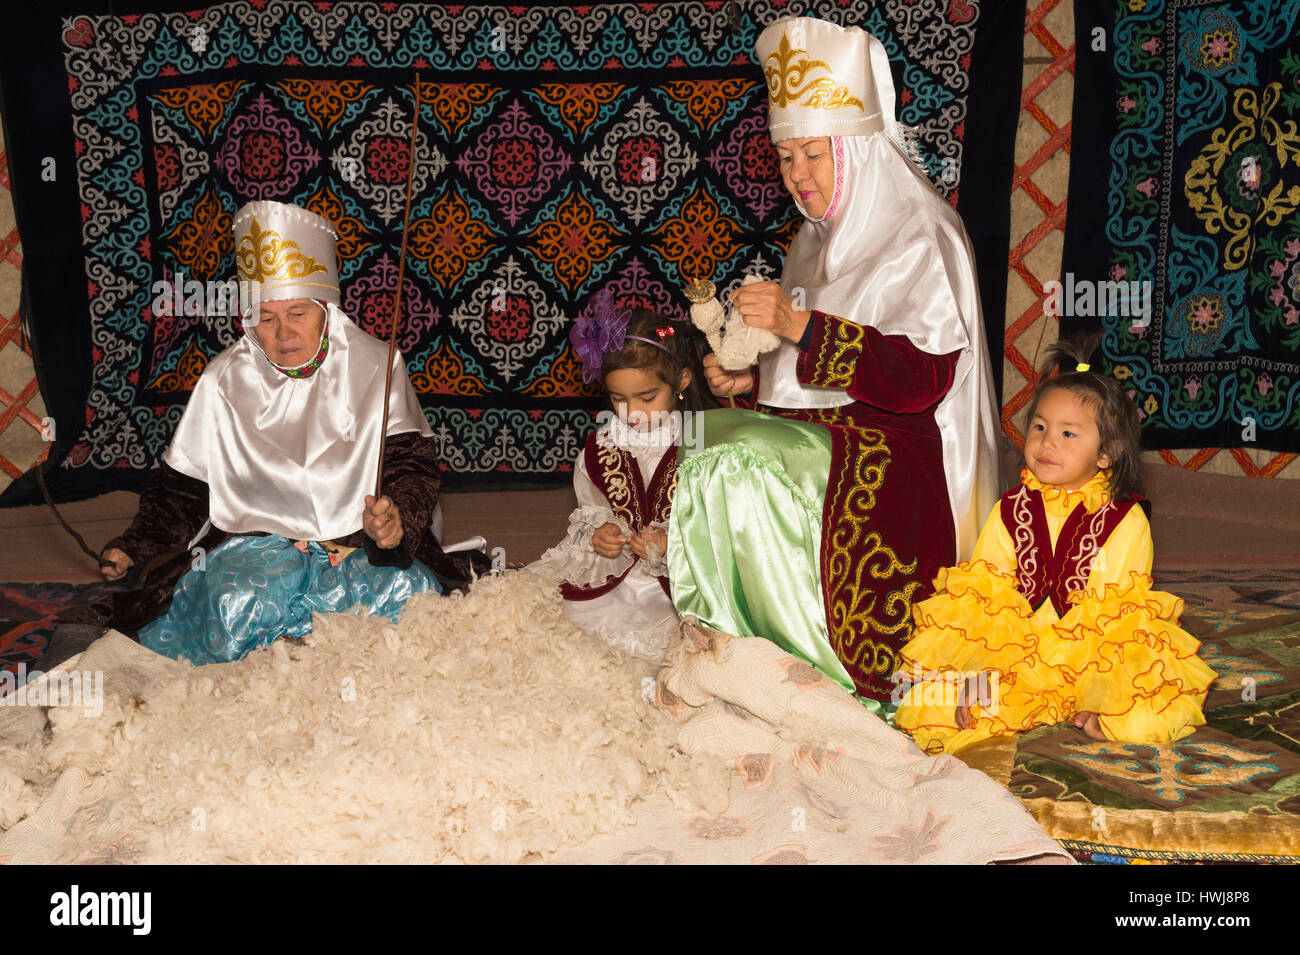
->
164, 303, 431, 542
756, 33, 1001, 559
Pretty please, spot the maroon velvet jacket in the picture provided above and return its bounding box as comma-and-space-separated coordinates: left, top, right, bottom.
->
77, 431, 484, 633
558, 429, 677, 602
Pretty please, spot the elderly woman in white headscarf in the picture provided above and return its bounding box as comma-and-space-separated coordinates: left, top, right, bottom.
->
670, 17, 1001, 715
55, 201, 456, 667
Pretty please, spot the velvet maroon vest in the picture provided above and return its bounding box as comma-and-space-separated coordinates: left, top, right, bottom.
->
560, 431, 678, 601
1000, 483, 1146, 617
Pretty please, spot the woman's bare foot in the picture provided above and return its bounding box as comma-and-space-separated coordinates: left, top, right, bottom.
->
1072, 711, 1106, 740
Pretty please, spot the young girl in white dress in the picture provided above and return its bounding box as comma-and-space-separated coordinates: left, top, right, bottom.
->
529, 299, 715, 664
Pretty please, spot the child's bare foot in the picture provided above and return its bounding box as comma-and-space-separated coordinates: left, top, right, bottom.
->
955, 675, 982, 730
1072, 711, 1106, 740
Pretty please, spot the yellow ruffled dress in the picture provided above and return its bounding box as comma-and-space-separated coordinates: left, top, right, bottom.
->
893, 471, 1216, 756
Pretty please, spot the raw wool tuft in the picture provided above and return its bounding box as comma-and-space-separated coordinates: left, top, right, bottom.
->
690, 274, 781, 371
1, 571, 729, 863
0, 759, 41, 831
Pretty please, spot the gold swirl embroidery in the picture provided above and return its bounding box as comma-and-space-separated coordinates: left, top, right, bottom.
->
823, 433, 918, 682
236, 217, 329, 285
1010, 485, 1038, 595
765, 33, 865, 112
816, 318, 865, 389
654, 457, 679, 524
596, 441, 635, 526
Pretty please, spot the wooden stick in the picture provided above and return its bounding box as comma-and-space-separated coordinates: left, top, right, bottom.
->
34, 461, 110, 569
375, 73, 422, 500
34, 460, 178, 585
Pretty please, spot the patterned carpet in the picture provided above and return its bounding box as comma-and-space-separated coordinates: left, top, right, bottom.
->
1015, 607, 1300, 865
0, 581, 124, 675
1159, 565, 1300, 632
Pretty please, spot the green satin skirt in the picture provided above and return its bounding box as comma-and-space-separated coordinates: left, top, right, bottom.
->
669, 409, 858, 695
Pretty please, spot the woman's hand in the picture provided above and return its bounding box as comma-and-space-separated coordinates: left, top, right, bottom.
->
363, 495, 404, 549
729, 280, 812, 343
628, 526, 668, 562
702, 353, 754, 398
591, 522, 627, 559
100, 547, 134, 581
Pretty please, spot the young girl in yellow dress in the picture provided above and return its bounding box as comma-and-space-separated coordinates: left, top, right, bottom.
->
528, 297, 714, 664
894, 339, 1217, 755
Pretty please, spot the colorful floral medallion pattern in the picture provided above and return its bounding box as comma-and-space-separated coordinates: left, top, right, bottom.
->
1078, 0, 1300, 452
53, 0, 977, 486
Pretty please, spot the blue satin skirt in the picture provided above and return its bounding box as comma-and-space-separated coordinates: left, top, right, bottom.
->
138, 535, 440, 665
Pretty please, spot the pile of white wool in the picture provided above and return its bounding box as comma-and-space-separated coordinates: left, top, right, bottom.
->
2, 571, 729, 863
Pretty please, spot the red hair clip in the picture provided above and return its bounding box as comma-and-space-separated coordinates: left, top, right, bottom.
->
655, 326, 675, 339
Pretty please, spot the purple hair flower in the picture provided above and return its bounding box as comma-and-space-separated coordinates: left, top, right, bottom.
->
569, 289, 629, 383
569, 318, 604, 384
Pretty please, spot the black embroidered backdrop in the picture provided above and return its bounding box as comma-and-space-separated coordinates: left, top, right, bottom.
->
0, 0, 1024, 503
1063, 0, 1300, 454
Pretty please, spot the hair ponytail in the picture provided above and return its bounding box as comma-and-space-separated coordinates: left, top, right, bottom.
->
1027, 333, 1144, 502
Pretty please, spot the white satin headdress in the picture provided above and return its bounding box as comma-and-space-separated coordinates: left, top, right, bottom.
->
232, 200, 341, 308
757, 16, 928, 174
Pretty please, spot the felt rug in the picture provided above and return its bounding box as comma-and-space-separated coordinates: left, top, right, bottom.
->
0, 581, 124, 676
1158, 564, 1300, 633
994, 610, 1300, 865
0, 0, 1022, 504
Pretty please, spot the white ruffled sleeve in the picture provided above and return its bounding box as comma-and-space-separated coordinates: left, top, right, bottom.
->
527, 449, 634, 587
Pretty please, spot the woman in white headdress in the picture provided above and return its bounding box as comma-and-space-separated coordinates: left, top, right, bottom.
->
76, 201, 451, 666
670, 17, 1001, 715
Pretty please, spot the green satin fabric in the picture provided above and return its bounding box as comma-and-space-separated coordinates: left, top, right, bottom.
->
669, 409, 857, 695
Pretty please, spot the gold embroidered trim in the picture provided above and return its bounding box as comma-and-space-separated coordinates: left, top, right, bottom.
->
813, 316, 865, 389
823, 430, 918, 685
595, 440, 635, 526
236, 216, 330, 285
653, 457, 679, 524
764, 33, 864, 112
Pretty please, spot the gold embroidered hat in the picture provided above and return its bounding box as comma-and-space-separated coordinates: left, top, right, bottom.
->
232, 200, 340, 308
756, 16, 884, 140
